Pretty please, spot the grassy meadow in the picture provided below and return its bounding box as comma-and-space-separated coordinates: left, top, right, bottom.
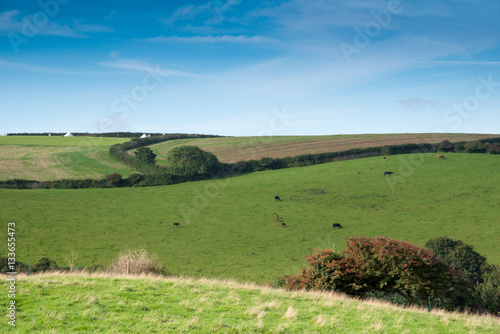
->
1, 152, 499, 284
0, 136, 134, 181
1, 272, 499, 333
148, 133, 500, 163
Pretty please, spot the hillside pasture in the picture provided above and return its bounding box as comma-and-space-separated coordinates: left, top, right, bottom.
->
0, 136, 134, 181
1, 273, 498, 333
1, 153, 499, 284
149, 133, 500, 163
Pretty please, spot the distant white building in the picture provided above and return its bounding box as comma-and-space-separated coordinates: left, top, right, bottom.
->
140, 134, 148, 138
63, 132, 74, 137
0, 133, 7, 136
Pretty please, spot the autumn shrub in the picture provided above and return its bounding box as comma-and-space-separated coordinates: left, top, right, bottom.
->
489, 143, 500, 154
109, 249, 165, 275
286, 236, 461, 306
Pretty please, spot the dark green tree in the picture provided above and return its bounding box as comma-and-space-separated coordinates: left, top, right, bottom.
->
105, 173, 124, 187
475, 264, 500, 314
134, 147, 157, 164
438, 140, 455, 152
464, 141, 488, 153
33, 257, 58, 272
166, 146, 220, 177
425, 236, 486, 285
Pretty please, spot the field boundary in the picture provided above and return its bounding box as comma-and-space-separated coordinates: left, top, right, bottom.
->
1, 136, 500, 189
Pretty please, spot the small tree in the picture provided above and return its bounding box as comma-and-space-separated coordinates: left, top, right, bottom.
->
166, 146, 220, 177
425, 236, 486, 285
489, 143, 500, 154
134, 147, 157, 164
454, 141, 466, 153
464, 141, 488, 153
438, 140, 455, 152
476, 264, 500, 314
33, 257, 58, 272
105, 173, 123, 187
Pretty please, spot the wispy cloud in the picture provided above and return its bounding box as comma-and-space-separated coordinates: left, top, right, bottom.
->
162, 2, 212, 25
97, 56, 203, 78
0, 10, 83, 37
161, 1, 243, 27
0, 59, 105, 75
428, 61, 500, 66
398, 97, 443, 112
140, 35, 279, 44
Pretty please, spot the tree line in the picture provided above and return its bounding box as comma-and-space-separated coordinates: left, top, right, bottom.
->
2, 136, 500, 189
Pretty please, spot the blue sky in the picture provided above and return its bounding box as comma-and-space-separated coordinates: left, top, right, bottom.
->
1, 0, 499, 136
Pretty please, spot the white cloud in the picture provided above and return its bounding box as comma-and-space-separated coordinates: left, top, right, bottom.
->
97, 56, 204, 78
0, 59, 104, 75
0, 10, 83, 37
141, 34, 279, 44
398, 97, 443, 112
161, 2, 212, 25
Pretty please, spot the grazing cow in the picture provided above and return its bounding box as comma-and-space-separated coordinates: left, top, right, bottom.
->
275, 214, 279, 222
281, 222, 286, 227
274, 196, 281, 201
383, 157, 386, 160
172, 222, 180, 227
332, 223, 343, 229
384, 171, 394, 176
437, 154, 445, 159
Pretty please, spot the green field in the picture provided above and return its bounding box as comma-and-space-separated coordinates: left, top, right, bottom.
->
2, 153, 499, 284
0, 136, 135, 181
148, 133, 500, 163
2, 273, 498, 333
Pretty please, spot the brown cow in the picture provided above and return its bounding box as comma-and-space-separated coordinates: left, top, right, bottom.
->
281, 222, 286, 227
437, 154, 445, 159
383, 156, 386, 160
172, 222, 180, 226
275, 214, 279, 222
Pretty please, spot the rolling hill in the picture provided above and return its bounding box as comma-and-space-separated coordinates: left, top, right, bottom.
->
0, 136, 134, 181
1, 152, 498, 284
148, 133, 500, 164
2, 272, 498, 333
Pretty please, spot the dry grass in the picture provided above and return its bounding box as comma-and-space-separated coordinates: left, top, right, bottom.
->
0, 144, 132, 181
108, 249, 165, 275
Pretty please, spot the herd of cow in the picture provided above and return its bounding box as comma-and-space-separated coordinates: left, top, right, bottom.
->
384, 154, 445, 176
170, 155, 447, 228
274, 196, 343, 229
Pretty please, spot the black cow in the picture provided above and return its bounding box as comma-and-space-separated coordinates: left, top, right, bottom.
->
332, 223, 343, 229
274, 196, 281, 201
384, 171, 394, 176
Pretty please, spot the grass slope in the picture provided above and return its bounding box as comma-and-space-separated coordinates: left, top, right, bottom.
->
149, 133, 500, 163
1, 153, 499, 284
0, 136, 134, 181
1, 273, 498, 333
